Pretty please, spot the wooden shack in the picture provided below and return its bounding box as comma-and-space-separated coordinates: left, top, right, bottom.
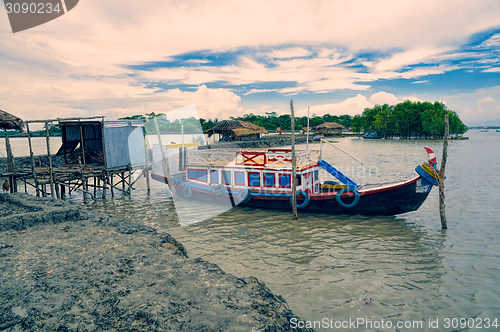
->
206, 120, 268, 142
314, 122, 345, 136
1, 116, 151, 200
57, 120, 146, 168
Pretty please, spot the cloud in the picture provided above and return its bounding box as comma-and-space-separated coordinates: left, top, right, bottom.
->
368, 91, 399, 105
1, 0, 500, 123
442, 86, 500, 125
269, 47, 311, 59
296, 93, 377, 117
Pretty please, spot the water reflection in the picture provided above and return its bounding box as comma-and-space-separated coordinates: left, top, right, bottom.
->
69, 131, 500, 330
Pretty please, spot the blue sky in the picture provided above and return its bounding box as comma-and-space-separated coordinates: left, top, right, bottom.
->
1, 0, 500, 126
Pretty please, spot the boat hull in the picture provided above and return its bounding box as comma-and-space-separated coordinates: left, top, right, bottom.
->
153, 174, 432, 216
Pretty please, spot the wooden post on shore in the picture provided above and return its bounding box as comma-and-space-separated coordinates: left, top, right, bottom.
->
45, 121, 55, 198
79, 122, 87, 201
143, 128, 150, 194
110, 174, 114, 197
100, 117, 108, 199
26, 123, 40, 196
4, 129, 14, 193
153, 114, 178, 200
439, 113, 449, 229
290, 100, 298, 220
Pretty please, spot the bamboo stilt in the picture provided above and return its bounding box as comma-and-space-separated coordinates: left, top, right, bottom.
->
110, 174, 114, 197
26, 123, 40, 196
143, 130, 150, 194
128, 164, 132, 195
439, 113, 449, 229
55, 181, 60, 199
45, 121, 55, 198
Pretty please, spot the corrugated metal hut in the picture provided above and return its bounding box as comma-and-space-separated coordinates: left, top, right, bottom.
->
56, 119, 146, 168
206, 120, 268, 142
314, 122, 345, 136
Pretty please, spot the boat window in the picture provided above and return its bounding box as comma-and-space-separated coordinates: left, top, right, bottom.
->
188, 169, 207, 182
248, 172, 260, 187
198, 170, 207, 181
222, 171, 231, 185
314, 170, 319, 181
188, 169, 197, 180
296, 174, 301, 186
264, 173, 275, 187
279, 174, 291, 188
211, 170, 219, 183
235, 171, 245, 186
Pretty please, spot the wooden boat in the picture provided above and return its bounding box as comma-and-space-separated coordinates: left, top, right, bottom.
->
151, 148, 438, 216
362, 132, 384, 139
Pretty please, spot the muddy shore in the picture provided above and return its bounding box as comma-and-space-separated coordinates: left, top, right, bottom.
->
0, 193, 313, 331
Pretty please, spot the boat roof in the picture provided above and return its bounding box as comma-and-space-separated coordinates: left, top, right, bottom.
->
188, 148, 320, 170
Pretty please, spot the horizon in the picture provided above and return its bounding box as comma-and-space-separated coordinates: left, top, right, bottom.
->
1, 1, 500, 126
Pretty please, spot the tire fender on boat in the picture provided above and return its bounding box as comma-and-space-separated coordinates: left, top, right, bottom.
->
183, 185, 192, 198
290, 190, 310, 209
335, 187, 360, 208
211, 184, 225, 195
237, 189, 252, 204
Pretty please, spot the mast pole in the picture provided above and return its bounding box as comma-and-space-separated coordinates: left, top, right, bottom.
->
290, 100, 298, 220
306, 107, 310, 150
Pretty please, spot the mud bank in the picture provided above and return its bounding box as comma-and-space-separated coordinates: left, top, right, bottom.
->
0, 193, 313, 332
0, 155, 66, 175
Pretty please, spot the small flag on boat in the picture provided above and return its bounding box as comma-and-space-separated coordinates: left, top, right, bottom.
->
424, 147, 437, 167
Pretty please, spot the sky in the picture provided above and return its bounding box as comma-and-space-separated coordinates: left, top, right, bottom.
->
1, 0, 500, 126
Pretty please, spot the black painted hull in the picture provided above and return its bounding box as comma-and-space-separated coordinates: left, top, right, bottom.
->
153, 174, 432, 216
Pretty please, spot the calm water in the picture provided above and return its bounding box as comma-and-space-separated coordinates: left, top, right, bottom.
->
12, 130, 500, 331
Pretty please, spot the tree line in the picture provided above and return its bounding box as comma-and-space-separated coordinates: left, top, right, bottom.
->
118, 100, 468, 138
351, 101, 468, 138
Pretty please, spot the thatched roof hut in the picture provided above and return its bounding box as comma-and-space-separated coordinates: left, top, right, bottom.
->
0, 110, 24, 131
314, 122, 345, 136
206, 120, 268, 141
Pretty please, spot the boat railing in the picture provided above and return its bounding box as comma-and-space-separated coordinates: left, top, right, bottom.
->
188, 149, 319, 168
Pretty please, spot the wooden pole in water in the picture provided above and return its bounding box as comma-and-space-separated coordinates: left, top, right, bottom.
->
153, 114, 178, 200
26, 123, 40, 196
45, 121, 55, 198
290, 100, 298, 220
439, 113, 449, 229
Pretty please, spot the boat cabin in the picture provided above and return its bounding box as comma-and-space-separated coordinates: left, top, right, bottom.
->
184, 148, 322, 193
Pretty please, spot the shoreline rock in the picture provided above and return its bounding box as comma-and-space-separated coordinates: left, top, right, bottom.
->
0, 193, 313, 332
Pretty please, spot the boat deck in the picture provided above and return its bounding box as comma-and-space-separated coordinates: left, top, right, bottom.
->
188, 148, 320, 170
